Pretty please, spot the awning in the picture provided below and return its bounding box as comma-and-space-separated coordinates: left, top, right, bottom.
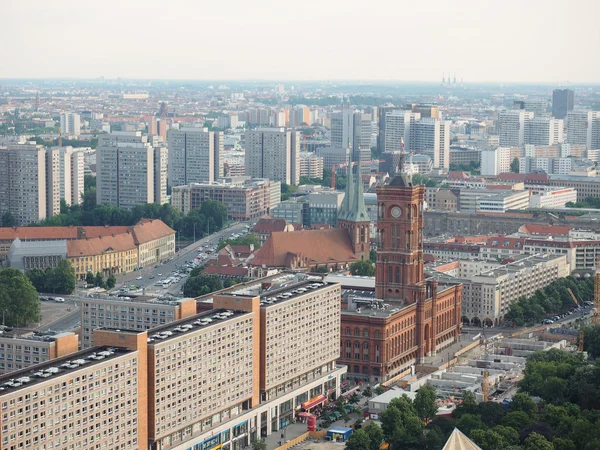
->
341, 386, 360, 397
298, 412, 313, 418
302, 394, 326, 410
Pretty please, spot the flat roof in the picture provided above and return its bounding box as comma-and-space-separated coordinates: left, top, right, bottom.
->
0, 346, 134, 395
225, 277, 335, 307
146, 309, 251, 345
80, 294, 191, 307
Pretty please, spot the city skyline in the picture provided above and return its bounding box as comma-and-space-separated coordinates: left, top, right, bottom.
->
2, 0, 599, 83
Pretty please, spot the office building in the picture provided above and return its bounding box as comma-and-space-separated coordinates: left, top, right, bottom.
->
513, 99, 547, 115
170, 177, 280, 220
168, 128, 220, 187
78, 295, 196, 348
519, 156, 572, 175
473, 190, 531, 213
317, 146, 351, 171
411, 118, 451, 169
377, 105, 397, 151
480, 147, 513, 175
154, 145, 168, 204
59, 112, 81, 135
330, 108, 372, 174
245, 128, 299, 185
0, 331, 78, 374
529, 187, 577, 208
306, 191, 344, 227
271, 200, 306, 225
298, 151, 324, 179
0, 143, 47, 225
96, 132, 167, 209
567, 111, 600, 149
552, 89, 574, 119
429, 254, 569, 326
526, 117, 564, 145
383, 110, 417, 153
449, 148, 482, 166
498, 110, 534, 146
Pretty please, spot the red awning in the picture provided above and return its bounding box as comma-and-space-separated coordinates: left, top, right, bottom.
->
298, 412, 313, 418
341, 386, 360, 397
302, 394, 326, 410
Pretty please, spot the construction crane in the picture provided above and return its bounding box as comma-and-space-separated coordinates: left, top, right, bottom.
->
567, 287, 586, 352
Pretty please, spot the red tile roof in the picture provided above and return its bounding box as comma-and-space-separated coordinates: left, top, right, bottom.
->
519, 224, 571, 237
250, 228, 357, 268
131, 219, 175, 244
251, 217, 293, 234
202, 265, 248, 277
484, 237, 527, 249
67, 234, 137, 257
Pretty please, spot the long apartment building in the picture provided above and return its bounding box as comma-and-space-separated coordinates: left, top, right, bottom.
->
567, 111, 600, 149
170, 177, 280, 220
0, 274, 346, 450
96, 132, 167, 209
0, 143, 85, 226
428, 254, 570, 326
298, 151, 324, 179
245, 128, 300, 185
78, 295, 196, 348
0, 331, 78, 375
167, 128, 223, 188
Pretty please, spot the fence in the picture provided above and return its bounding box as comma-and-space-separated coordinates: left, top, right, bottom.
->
274, 431, 327, 450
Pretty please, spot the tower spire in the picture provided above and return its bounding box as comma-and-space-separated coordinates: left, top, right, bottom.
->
338, 159, 354, 221
349, 157, 370, 223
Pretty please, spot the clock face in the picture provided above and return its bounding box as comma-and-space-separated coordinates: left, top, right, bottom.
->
391, 206, 402, 218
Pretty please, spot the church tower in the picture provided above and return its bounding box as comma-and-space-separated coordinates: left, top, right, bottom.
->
338, 158, 371, 261
375, 152, 426, 302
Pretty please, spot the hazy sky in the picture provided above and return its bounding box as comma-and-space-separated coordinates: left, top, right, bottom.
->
2, 0, 600, 82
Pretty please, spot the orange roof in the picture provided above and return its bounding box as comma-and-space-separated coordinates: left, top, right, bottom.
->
519, 224, 571, 236
67, 234, 137, 257
131, 219, 175, 244
0, 225, 130, 241
250, 228, 357, 268
202, 265, 248, 277
252, 217, 293, 234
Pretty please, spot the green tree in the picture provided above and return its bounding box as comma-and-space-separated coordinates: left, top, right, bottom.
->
370, 248, 376, 263
471, 429, 506, 450
456, 413, 486, 436
1, 212, 15, 227
46, 260, 76, 294
85, 271, 95, 286
345, 429, 371, 450
0, 268, 41, 326
95, 272, 105, 288
281, 183, 298, 201
315, 266, 329, 273
525, 432, 555, 450
502, 411, 534, 431
106, 275, 116, 289
510, 158, 520, 173
60, 199, 69, 214
26, 268, 47, 292
217, 234, 261, 251
363, 422, 384, 450
414, 385, 438, 422
478, 401, 506, 427
349, 260, 375, 276
251, 440, 267, 450
510, 393, 538, 418
183, 274, 224, 297
84, 175, 96, 191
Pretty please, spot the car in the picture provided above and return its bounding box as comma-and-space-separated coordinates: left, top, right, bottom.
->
155, 265, 160, 269
54, 297, 65, 303
149, 276, 155, 279
39, 296, 49, 301
158, 273, 162, 276
136, 276, 143, 280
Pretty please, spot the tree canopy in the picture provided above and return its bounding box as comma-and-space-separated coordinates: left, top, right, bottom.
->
217, 233, 261, 252
0, 268, 41, 326
26, 259, 76, 294
349, 260, 375, 276
183, 273, 224, 297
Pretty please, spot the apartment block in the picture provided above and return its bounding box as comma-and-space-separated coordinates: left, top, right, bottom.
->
0, 143, 47, 225
298, 151, 324, 179
449, 148, 482, 166
529, 187, 577, 208
96, 132, 167, 209
170, 177, 280, 220
498, 110, 534, 146
383, 110, 417, 153
519, 156, 572, 175
168, 128, 218, 187
55, 146, 85, 206
429, 254, 569, 325
526, 117, 564, 145
317, 146, 351, 170
59, 112, 81, 135
0, 331, 78, 374
567, 111, 600, 149
245, 128, 299, 185
78, 295, 196, 348
154, 146, 168, 204
45, 147, 61, 218
411, 118, 451, 169
480, 147, 513, 175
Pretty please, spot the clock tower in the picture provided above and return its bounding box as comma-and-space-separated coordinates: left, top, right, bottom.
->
375, 153, 425, 301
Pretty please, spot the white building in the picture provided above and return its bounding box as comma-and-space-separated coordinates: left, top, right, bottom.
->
59, 112, 81, 136
330, 108, 372, 174
498, 110, 534, 146
55, 146, 85, 207
519, 156, 572, 175
529, 187, 577, 209
245, 128, 299, 185
567, 111, 600, 149
299, 152, 324, 179
526, 117, 564, 145
481, 147, 512, 176
475, 190, 530, 213
410, 118, 451, 169
168, 128, 222, 187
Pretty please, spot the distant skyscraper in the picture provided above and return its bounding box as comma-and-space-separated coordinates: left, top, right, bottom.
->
498, 110, 535, 146
53, 146, 85, 207
525, 117, 564, 145
168, 128, 218, 188
59, 113, 81, 136
245, 128, 299, 185
96, 132, 165, 209
567, 111, 600, 149
45, 148, 61, 218
330, 107, 371, 175
552, 89, 574, 119
377, 105, 397, 151
410, 118, 451, 169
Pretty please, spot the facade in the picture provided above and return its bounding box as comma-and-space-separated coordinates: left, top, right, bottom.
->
56, 146, 85, 206
245, 128, 299, 185
78, 295, 196, 348
475, 190, 530, 213
168, 128, 222, 187
552, 89, 574, 119
154, 145, 168, 204
317, 146, 351, 170
45, 147, 61, 218
529, 187, 577, 208
306, 191, 344, 227
0, 143, 47, 225
270, 200, 305, 225
7, 238, 67, 271
498, 110, 534, 146
96, 132, 166, 209
425, 188, 460, 211
449, 149, 481, 166
0, 331, 78, 374
170, 177, 280, 220
330, 108, 372, 174
547, 175, 600, 201
481, 147, 513, 176
298, 151, 324, 179
428, 254, 569, 326
567, 111, 600, 149
411, 118, 451, 169
519, 156, 572, 175
59, 112, 81, 135
251, 217, 295, 244
526, 117, 564, 145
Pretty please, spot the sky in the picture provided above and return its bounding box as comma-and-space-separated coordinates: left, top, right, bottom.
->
1, 0, 600, 83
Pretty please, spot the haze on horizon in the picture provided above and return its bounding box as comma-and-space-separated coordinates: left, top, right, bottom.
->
2, 0, 600, 83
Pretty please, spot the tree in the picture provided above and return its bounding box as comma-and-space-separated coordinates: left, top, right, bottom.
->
46, 259, 76, 294
86, 271, 95, 286
345, 429, 371, 450
183, 274, 224, 297
0, 268, 41, 326
478, 401, 507, 427
510, 393, 538, 418
26, 268, 47, 292
370, 248, 376, 263
524, 432, 555, 450
471, 429, 506, 450
95, 272, 105, 288
414, 385, 438, 422
217, 234, 261, 252
1, 212, 15, 227
456, 413, 486, 436
511, 158, 520, 173
106, 275, 116, 289
349, 260, 375, 276
315, 266, 329, 273
502, 411, 534, 431
363, 422, 384, 450
281, 183, 298, 201
251, 440, 267, 450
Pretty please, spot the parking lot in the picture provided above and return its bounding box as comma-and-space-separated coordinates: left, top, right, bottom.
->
38, 299, 77, 329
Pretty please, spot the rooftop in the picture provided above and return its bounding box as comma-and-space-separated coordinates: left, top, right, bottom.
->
79, 294, 191, 307
229, 277, 334, 307
0, 330, 75, 343
0, 346, 134, 395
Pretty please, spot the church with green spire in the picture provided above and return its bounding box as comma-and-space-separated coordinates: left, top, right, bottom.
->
338, 157, 371, 261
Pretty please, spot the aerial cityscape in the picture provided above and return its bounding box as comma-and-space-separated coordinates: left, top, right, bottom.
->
1, 1, 600, 450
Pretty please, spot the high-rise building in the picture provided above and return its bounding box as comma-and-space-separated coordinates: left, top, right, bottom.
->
245, 128, 299, 185
54, 146, 85, 207
330, 108, 372, 174
513, 99, 547, 115
45, 147, 61, 218
498, 110, 535, 146
154, 145, 167, 204
377, 105, 397, 151
552, 89, 574, 119
525, 117, 564, 145
59, 112, 81, 135
384, 110, 417, 153
96, 132, 165, 209
567, 111, 600, 149
410, 118, 451, 169
481, 147, 513, 176
317, 146, 351, 171
168, 128, 218, 187
0, 143, 47, 225
299, 151, 324, 179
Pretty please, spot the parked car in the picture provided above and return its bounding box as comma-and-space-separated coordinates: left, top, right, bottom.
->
54, 297, 65, 303
136, 276, 143, 280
